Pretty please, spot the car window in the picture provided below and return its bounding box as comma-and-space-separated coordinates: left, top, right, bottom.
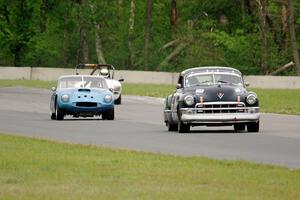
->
185, 74, 213, 87
58, 77, 107, 89
185, 73, 242, 87
83, 77, 107, 89
214, 74, 242, 85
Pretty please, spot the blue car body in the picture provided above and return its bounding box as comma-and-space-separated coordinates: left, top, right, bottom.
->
50, 75, 115, 120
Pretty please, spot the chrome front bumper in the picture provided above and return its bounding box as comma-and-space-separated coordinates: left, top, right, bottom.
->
179, 103, 260, 123
180, 112, 260, 123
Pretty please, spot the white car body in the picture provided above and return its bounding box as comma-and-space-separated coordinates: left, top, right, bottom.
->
104, 78, 122, 104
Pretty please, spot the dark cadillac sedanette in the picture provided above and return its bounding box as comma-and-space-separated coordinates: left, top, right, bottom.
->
163, 67, 260, 133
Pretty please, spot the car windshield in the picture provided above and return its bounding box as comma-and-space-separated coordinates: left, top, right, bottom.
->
58, 76, 107, 89
185, 73, 243, 87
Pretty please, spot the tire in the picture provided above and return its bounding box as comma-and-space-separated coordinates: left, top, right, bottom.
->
178, 120, 190, 133
50, 112, 56, 120
167, 122, 178, 131
115, 94, 121, 105
234, 123, 245, 132
55, 102, 64, 120
247, 121, 259, 132
102, 109, 115, 120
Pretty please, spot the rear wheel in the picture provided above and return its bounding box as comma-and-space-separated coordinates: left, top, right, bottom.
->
55, 103, 64, 120
247, 121, 259, 132
178, 120, 190, 133
115, 94, 121, 105
102, 109, 115, 120
167, 122, 178, 131
234, 123, 245, 132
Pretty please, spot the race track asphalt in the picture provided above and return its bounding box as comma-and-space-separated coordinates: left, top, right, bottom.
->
0, 87, 300, 168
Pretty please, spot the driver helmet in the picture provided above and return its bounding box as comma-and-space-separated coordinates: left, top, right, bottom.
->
100, 68, 109, 77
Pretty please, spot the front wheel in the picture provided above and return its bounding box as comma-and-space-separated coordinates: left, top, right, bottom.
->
50, 112, 56, 120
102, 109, 115, 120
115, 94, 121, 105
247, 121, 259, 132
167, 122, 178, 131
55, 103, 64, 120
234, 123, 245, 132
178, 120, 190, 133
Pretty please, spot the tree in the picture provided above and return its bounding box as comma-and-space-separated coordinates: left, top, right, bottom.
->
1, 1, 39, 66
76, 0, 89, 64
170, 0, 177, 27
128, 0, 135, 68
90, 2, 106, 64
287, 0, 300, 75
256, 0, 269, 74
144, 0, 153, 70
280, 0, 288, 51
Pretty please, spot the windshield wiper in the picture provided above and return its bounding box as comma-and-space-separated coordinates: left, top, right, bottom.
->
217, 80, 229, 84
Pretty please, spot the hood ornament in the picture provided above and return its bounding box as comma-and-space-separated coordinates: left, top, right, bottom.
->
217, 92, 224, 99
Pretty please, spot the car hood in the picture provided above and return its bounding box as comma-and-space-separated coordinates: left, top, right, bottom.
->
183, 84, 247, 102
56, 88, 113, 102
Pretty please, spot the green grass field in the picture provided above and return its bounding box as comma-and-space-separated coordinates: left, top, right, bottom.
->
0, 80, 300, 115
0, 133, 299, 199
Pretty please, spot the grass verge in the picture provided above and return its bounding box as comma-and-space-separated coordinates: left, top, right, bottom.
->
0, 80, 300, 115
0, 133, 299, 199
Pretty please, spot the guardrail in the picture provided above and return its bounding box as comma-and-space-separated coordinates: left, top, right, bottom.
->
1, 66, 300, 89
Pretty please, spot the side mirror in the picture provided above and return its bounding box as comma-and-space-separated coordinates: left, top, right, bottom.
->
118, 78, 124, 82
176, 84, 182, 89
245, 82, 250, 87
51, 87, 56, 92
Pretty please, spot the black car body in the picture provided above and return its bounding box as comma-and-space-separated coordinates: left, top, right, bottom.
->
163, 66, 260, 133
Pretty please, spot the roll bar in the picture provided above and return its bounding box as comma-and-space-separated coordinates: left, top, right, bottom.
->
75, 63, 115, 78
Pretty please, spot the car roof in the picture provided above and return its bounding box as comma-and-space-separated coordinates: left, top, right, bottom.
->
181, 66, 242, 76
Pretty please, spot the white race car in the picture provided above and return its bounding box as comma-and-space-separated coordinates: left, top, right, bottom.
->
76, 64, 124, 104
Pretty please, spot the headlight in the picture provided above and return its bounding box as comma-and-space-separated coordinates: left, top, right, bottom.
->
184, 95, 194, 106
246, 94, 257, 105
61, 94, 69, 102
104, 94, 112, 103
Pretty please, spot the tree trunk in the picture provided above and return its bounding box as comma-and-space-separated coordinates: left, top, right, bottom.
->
128, 0, 135, 69
158, 42, 190, 68
95, 24, 106, 64
170, 0, 177, 27
144, 0, 153, 70
257, 0, 268, 74
241, 0, 246, 21
77, 0, 89, 64
269, 61, 294, 75
287, 0, 300, 75
280, 0, 288, 51
90, 3, 106, 64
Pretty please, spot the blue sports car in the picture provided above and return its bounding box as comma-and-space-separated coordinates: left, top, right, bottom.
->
50, 75, 114, 120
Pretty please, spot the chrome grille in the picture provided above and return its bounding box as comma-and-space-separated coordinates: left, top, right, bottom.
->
195, 102, 246, 113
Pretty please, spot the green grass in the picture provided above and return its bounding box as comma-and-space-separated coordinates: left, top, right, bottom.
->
1, 80, 300, 115
253, 89, 300, 115
0, 133, 299, 199
0, 79, 55, 89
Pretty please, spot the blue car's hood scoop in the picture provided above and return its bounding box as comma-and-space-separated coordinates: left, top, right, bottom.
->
78, 88, 91, 92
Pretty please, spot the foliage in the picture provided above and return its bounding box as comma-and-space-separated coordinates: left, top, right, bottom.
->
0, 0, 299, 75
